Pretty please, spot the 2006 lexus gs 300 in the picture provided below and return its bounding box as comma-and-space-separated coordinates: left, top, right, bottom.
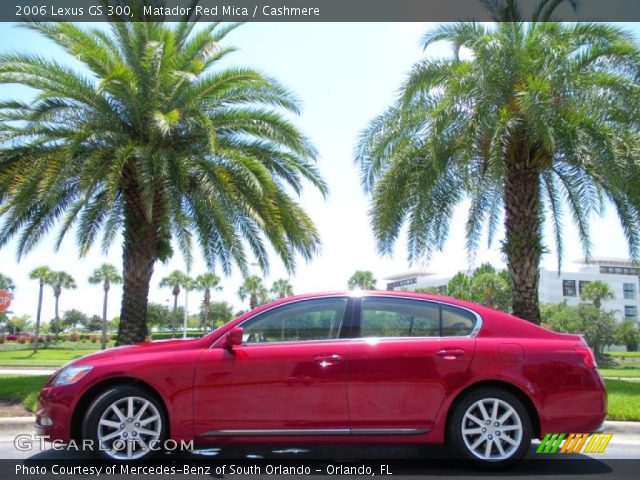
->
36, 291, 606, 466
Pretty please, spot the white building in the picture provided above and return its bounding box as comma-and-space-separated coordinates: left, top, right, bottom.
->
383, 258, 640, 322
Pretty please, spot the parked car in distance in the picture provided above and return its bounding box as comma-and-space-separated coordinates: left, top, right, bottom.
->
36, 291, 606, 467
5, 331, 33, 341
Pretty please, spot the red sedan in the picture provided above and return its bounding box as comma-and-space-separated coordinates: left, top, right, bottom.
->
36, 291, 606, 466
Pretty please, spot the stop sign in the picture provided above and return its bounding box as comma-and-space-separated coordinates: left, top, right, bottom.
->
0, 290, 10, 312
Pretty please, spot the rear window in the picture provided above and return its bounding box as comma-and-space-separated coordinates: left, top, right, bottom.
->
360, 297, 478, 338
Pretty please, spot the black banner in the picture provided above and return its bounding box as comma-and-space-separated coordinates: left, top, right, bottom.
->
0, 458, 639, 479
2, 0, 640, 23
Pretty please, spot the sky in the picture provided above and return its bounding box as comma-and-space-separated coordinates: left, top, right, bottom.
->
1, 21, 639, 322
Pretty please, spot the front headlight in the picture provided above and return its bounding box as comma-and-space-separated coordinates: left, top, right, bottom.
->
51, 365, 93, 386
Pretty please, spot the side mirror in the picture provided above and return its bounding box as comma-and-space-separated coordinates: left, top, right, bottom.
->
225, 327, 244, 348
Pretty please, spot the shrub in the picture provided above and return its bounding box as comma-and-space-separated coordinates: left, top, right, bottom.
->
90, 335, 98, 343
616, 319, 640, 352
0, 334, 4, 344
67, 332, 80, 342
17, 336, 26, 344
546, 303, 616, 359
151, 331, 203, 340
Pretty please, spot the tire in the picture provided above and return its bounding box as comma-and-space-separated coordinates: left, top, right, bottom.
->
82, 384, 167, 461
448, 387, 532, 468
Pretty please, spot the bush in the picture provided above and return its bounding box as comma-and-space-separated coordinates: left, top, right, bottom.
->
616, 319, 640, 352
151, 331, 204, 340
0, 334, 4, 344
90, 335, 98, 343
17, 336, 26, 344
546, 303, 616, 360
29, 335, 50, 343
67, 332, 80, 342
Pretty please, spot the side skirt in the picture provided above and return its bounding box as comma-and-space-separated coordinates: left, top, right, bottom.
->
199, 428, 429, 437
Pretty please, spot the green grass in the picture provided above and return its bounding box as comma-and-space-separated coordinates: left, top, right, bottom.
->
599, 368, 640, 378
0, 349, 96, 367
605, 379, 640, 421
0, 375, 49, 411
0, 341, 112, 352
604, 351, 640, 358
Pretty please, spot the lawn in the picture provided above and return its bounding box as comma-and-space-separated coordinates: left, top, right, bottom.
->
605, 379, 640, 421
598, 368, 640, 378
605, 352, 640, 358
0, 341, 114, 352
0, 349, 96, 367
0, 375, 49, 412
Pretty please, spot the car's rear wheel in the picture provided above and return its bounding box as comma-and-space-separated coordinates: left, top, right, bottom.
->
82, 384, 166, 461
449, 387, 532, 468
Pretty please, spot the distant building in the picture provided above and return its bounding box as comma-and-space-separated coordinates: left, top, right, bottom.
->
383, 258, 640, 322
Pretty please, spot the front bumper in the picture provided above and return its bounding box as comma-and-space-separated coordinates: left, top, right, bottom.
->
35, 384, 76, 443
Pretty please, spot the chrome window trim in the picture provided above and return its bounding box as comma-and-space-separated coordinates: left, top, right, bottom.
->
360, 294, 483, 339
211, 296, 351, 348
210, 293, 483, 347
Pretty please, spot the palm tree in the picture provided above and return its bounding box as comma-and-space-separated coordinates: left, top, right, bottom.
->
0, 273, 15, 292
581, 280, 615, 309
270, 278, 294, 299
0, 19, 326, 345
208, 301, 234, 329
160, 270, 189, 338
238, 276, 268, 310
356, 6, 640, 324
88, 263, 122, 350
195, 272, 222, 332
28, 266, 51, 351
47, 271, 77, 346
348, 271, 377, 290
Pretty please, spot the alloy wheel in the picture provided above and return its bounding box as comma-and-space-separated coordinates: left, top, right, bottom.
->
97, 396, 163, 460
460, 397, 523, 461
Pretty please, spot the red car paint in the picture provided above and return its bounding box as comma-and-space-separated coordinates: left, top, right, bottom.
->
36, 291, 606, 448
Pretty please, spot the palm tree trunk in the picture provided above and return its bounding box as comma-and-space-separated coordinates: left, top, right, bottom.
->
55, 293, 61, 328
118, 232, 156, 344
101, 286, 109, 350
33, 281, 43, 353
117, 180, 158, 345
503, 163, 543, 324
172, 293, 178, 338
203, 304, 210, 332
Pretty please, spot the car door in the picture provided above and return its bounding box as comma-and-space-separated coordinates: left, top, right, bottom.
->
345, 296, 477, 433
193, 296, 353, 437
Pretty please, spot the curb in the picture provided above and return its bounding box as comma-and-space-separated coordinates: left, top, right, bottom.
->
0, 416, 35, 435
0, 417, 639, 434
0, 416, 35, 427
604, 420, 640, 434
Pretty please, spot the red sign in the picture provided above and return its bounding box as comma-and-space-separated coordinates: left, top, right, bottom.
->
0, 290, 11, 312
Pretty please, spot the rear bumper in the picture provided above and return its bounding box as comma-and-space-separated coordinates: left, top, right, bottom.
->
539, 369, 607, 436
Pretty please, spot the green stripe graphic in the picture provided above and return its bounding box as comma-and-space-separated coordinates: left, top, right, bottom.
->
537, 433, 566, 453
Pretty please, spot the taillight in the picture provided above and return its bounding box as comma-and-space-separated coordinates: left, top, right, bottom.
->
574, 345, 597, 369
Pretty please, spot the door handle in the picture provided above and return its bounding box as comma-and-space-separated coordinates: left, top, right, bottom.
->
313, 353, 344, 367
436, 348, 466, 359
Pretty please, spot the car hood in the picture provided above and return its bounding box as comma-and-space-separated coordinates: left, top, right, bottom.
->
70, 338, 202, 366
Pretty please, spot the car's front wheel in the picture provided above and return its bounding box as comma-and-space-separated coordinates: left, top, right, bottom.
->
449, 387, 532, 468
82, 384, 166, 461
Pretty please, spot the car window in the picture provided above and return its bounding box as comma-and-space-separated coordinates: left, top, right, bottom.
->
441, 305, 476, 336
360, 297, 440, 338
241, 298, 348, 344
